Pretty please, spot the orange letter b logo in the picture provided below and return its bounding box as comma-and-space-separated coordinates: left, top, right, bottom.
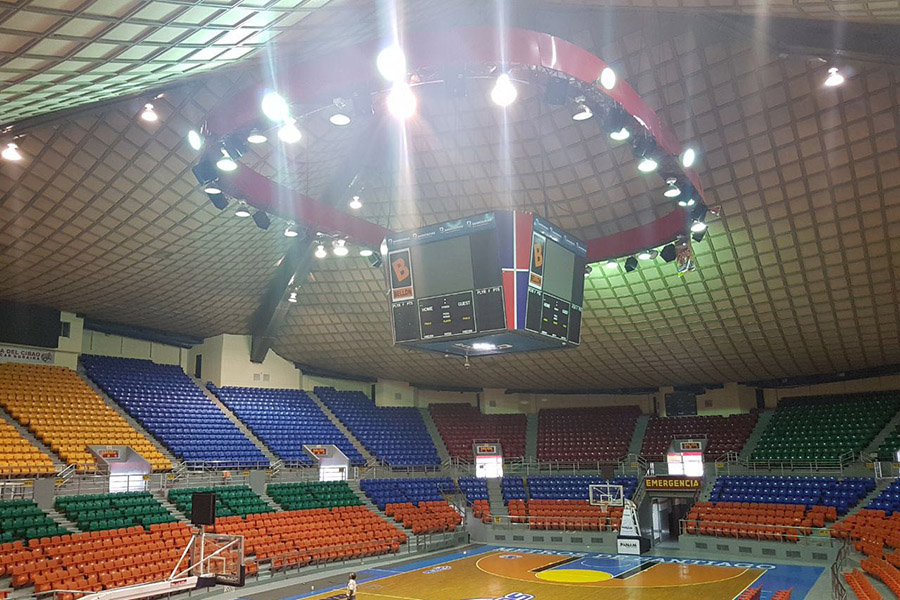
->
392, 257, 410, 283
533, 243, 544, 269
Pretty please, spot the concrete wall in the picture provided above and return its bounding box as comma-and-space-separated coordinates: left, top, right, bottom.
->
0, 311, 84, 370
189, 334, 301, 389
375, 379, 416, 407
82, 329, 188, 370
302, 374, 372, 397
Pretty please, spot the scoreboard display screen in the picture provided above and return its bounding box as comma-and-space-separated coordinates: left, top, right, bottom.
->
385, 212, 586, 355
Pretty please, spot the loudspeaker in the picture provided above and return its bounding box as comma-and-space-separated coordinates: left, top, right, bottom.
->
660, 244, 677, 263
191, 492, 217, 526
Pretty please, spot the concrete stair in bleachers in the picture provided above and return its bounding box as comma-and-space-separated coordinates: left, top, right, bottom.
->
195, 380, 279, 467
739, 409, 775, 460
628, 414, 650, 456
486, 478, 507, 517
845, 478, 893, 517
308, 390, 376, 464
46, 506, 81, 534
151, 491, 190, 523
419, 407, 451, 463
0, 405, 65, 472
346, 480, 389, 519
79, 370, 180, 469
862, 409, 900, 458
525, 413, 538, 461
257, 488, 282, 513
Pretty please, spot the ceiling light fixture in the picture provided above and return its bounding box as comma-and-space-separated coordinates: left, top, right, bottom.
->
187, 130, 203, 151
203, 184, 222, 195
637, 250, 653, 260
349, 195, 362, 210
681, 147, 697, 168
471, 343, 497, 351
572, 104, 593, 121
315, 244, 327, 258
359, 248, 373, 257
609, 127, 630, 141
584, 264, 593, 277
599, 67, 616, 90
278, 118, 302, 143
140, 103, 158, 122
637, 157, 658, 173
262, 92, 289, 122
329, 113, 351, 126
490, 73, 518, 107
2, 142, 22, 161
216, 149, 237, 171
376, 45, 407, 82
605, 259, 618, 269
247, 130, 267, 144
691, 221, 708, 233
284, 223, 300, 237
386, 82, 416, 120
234, 202, 251, 218
664, 178, 681, 198
678, 197, 696, 208
824, 67, 845, 87
332, 239, 349, 257
287, 291, 298, 303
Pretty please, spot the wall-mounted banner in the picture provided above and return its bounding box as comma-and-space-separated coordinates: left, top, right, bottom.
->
644, 476, 702, 491
0, 345, 54, 364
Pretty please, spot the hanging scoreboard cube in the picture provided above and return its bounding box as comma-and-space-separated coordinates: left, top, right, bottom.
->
384, 211, 586, 356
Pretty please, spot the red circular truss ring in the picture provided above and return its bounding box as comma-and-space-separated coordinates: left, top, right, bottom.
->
204, 26, 705, 262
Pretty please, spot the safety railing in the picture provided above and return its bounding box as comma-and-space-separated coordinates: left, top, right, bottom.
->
679, 518, 839, 547
712, 451, 859, 476
489, 513, 622, 532
0, 479, 35, 500
831, 537, 851, 600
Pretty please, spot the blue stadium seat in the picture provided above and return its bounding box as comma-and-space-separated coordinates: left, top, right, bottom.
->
710, 475, 874, 515
359, 478, 456, 510
457, 477, 488, 502
81, 355, 268, 469
525, 475, 638, 501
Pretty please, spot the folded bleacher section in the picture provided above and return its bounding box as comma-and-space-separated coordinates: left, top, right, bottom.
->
0, 419, 55, 476
429, 403, 526, 460
359, 477, 461, 533
209, 385, 365, 466
55, 492, 176, 532
168, 485, 272, 518
0, 363, 170, 472
315, 387, 440, 467
641, 413, 758, 459
0, 499, 68, 543
267, 481, 363, 511
537, 406, 641, 462
750, 392, 900, 462
82, 355, 267, 468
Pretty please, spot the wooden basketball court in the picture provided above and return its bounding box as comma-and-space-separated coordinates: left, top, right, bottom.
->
282, 546, 823, 600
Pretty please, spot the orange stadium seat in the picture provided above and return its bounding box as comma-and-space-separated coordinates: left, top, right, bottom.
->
0, 364, 171, 472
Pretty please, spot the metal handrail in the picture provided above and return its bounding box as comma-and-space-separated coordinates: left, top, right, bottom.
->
490, 512, 622, 531
831, 537, 851, 600
679, 518, 837, 546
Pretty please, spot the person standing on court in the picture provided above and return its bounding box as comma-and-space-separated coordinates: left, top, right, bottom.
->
346, 572, 357, 599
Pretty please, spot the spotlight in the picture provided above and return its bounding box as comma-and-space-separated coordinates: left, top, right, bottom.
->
824, 67, 844, 87
664, 178, 681, 198
332, 239, 349, 257
252, 210, 271, 231
605, 259, 618, 269
234, 201, 251, 218
287, 291, 298, 303
624, 256, 638, 272
207, 192, 228, 210
315, 244, 327, 259
203, 184, 222, 195
284, 223, 300, 237
638, 157, 658, 173
634, 136, 659, 173
637, 250, 657, 260
140, 103, 158, 122
660, 244, 677, 263
187, 130, 203, 151
681, 147, 697, 168
603, 107, 630, 141
583, 264, 593, 277
610, 127, 630, 141
2, 142, 22, 161
262, 92, 289, 122
349, 195, 362, 210
278, 118, 302, 143
329, 113, 351, 126
599, 67, 617, 90
359, 249, 373, 257
490, 73, 517, 107
572, 105, 593, 121
692, 230, 707, 243
216, 149, 237, 171
678, 197, 696, 208
690, 221, 707, 233
472, 343, 497, 351
544, 78, 569, 105
247, 130, 267, 144
376, 45, 407, 82
386, 82, 416, 120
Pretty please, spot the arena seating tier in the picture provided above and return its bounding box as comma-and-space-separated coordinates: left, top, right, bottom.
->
710, 476, 874, 515
0, 499, 68, 543
315, 387, 439, 466
55, 492, 176, 532
209, 385, 364, 466
875, 426, 900, 461
863, 479, 900, 515
428, 403, 526, 460
168, 485, 272, 518
526, 475, 638, 500
507, 499, 625, 531
501, 476, 527, 503
82, 356, 267, 468
359, 478, 456, 510
750, 392, 900, 462
384, 501, 462, 534
0, 522, 193, 597
457, 477, 488, 502
214, 505, 406, 565
0, 363, 170, 471
640, 413, 758, 459
686, 502, 837, 541
537, 406, 641, 462
266, 481, 363, 511
0, 419, 55, 476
